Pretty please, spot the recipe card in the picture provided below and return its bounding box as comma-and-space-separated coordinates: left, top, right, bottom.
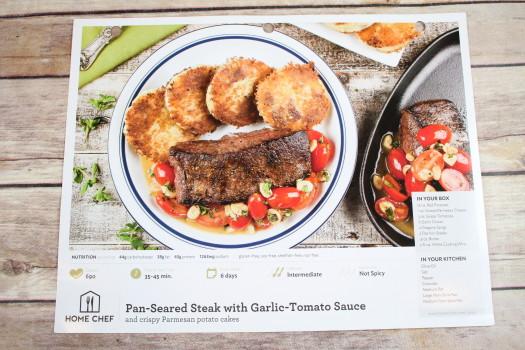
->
54, 14, 494, 333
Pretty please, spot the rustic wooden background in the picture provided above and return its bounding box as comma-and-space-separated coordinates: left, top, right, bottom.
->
0, 1, 524, 349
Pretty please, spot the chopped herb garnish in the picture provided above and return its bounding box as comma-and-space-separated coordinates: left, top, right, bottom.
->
385, 207, 395, 221
80, 178, 96, 195
80, 117, 105, 141
199, 205, 210, 216
79, 94, 116, 141
117, 222, 158, 250
89, 94, 117, 111
72, 166, 88, 184
392, 139, 400, 148
91, 163, 100, 178
282, 209, 293, 218
319, 169, 330, 182
74, 162, 102, 196
92, 186, 112, 202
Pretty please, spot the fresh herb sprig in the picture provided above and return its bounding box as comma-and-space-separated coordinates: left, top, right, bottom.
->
117, 222, 158, 250
79, 94, 116, 141
72, 162, 112, 202
93, 187, 112, 203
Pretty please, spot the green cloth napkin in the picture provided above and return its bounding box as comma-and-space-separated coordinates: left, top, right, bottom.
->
79, 25, 185, 88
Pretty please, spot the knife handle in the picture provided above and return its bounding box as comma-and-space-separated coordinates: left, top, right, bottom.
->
80, 26, 122, 71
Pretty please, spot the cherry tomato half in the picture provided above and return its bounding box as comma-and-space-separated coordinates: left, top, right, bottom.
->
412, 149, 445, 182
267, 187, 301, 209
439, 168, 471, 191
196, 205, 228, 227
227, 215, 252, 230
306, 130, 324, 142
374, 197, 409, 222
293, 177, 321, 210
404, 170, 426, 196
248, 193, 268, 220
450, 149, 472, 174
416, 124, 453, 148
154, 162, 175, 186
386, 148, 408, 180
382, 174, 408, 202
155, 192, 187, 218
308, 130, 335, 172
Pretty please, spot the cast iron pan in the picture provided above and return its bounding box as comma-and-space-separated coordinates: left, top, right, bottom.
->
359, 28, 464, 246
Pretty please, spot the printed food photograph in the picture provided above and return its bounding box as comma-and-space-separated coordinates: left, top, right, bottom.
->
70, 21, 467, 250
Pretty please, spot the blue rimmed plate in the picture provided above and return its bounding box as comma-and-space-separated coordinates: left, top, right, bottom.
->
108, 24, 358, 249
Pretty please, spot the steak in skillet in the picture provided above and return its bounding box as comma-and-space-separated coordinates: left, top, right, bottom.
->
168, 129, 311, 205
398, 99, 468, 156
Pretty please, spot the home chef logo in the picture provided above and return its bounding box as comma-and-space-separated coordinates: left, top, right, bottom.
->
80, 291, 100, 313
64, 291, 115, 324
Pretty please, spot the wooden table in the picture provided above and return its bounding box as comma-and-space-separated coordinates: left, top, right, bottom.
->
0, 1, 524, 348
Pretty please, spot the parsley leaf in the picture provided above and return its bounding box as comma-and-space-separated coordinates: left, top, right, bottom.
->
79, 94, 116, 141
91, 163, 100, 178
89, 94, 117, 111
72, 166, 87, 184
92, 186, 112, 202
80, 178, 96, 195
75, 162, 101, 195
117, 222, 157, 250
79, 116, 105, 141
385, 207, 395, 222
118, 222, 144, 234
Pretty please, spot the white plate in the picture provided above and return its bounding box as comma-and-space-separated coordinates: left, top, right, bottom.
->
108, 24, 358, 249
294, 23, 403, 67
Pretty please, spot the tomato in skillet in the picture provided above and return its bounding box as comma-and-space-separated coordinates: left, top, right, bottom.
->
412, 149, 445, 182
450, 149, 472, 174
374, 197, 409, 222
404, 170, 426, 196
416, 124, 453, 148
153, 162, 175, 186
196, 206, 228, 227
386, 148, 408, 180
439, 168, 471, 191
307, 130, 335, 172
267, 187, 301, 209
155, 192, 187, 218
227, 215, 252, 230
293, 177, 321, 210
247, 193, 268, 220
382, 174, 409, 202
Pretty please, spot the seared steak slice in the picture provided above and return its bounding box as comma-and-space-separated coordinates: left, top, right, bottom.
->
169, 129, 311, 205
399, 99, 468, 156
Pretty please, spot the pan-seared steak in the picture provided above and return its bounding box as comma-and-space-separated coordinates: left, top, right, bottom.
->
168, 129, 311, 205
399, 99, 468, 156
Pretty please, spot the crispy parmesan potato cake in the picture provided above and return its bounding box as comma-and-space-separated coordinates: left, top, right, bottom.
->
165, 66, 219, 135
357, 23, 421, 53
125, 87, 194, 162
325, 22, 371, 33
206, 58, 273, 126
255, 62, 331, 131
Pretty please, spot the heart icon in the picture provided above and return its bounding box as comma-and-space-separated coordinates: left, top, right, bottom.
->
69, 268, 83, 279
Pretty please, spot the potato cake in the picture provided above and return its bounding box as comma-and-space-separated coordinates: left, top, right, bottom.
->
357, 23, 421, 53
255, 62, 331, 131
325, 22, 371, 33
125, 87, 194, 162
165, 66, 219, 135
206, 58, 273, 126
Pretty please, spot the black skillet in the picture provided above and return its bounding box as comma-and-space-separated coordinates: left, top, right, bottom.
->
359, 28, 465, 246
